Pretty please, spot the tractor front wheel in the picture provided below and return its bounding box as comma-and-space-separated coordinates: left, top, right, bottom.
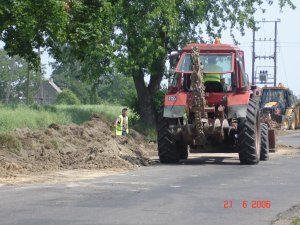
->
238, 99, 261, 165
157, 109, 180, 163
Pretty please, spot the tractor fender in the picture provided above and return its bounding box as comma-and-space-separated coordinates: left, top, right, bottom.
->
226, 92, 251, 119
163, 93, 187, 118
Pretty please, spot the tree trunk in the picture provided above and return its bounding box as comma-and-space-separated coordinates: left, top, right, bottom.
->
133, 68, 163, 127
5, 57, 15, 104
90, 83, 98, 104
26, 65, 30, 105
5, 79, 12, 104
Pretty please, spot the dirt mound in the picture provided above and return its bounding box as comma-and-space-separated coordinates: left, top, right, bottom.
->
0, 116, 155, 178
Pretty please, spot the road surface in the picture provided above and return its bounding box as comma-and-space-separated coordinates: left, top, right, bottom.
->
0, 135, 300, 225
277, 133, 300, 148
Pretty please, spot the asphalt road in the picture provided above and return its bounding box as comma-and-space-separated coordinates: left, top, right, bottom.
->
277, 133, 300, 148
1, 136, 300, 225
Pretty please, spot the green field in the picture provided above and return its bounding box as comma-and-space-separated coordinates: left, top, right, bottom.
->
292, 218, 300, 225
0, 104, 131, 133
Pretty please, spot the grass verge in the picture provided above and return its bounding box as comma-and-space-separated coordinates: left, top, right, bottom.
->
0, 104, 156, 141
0, 104, 124, 132
292, 218, 300, 225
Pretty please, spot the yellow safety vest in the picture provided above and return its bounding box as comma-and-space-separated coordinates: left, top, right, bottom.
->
204, 74, 221, 82
116, 115, 129, 136
203, 64, 221, 82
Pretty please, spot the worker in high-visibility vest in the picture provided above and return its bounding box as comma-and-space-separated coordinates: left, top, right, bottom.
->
203, 56, 222, 83
114, 108, 129, 136
203, 56, 223, 92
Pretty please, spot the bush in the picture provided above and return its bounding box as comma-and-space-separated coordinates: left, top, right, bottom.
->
56, 89, 81, 105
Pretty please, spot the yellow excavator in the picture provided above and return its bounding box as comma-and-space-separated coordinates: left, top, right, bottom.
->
259, 84, 300, 129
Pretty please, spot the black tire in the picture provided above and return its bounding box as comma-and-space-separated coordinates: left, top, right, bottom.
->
260, 123, 269, 161
238, 99, 261, 165
177, 142, 188, 160
157, 109, 180, 163
288, 112, 296, 130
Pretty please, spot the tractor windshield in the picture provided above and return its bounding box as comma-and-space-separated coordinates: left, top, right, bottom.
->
177, 53, 233, 73
260, 89, 285, 106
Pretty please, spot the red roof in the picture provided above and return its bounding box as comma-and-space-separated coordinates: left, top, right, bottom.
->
182, 43, 241, 52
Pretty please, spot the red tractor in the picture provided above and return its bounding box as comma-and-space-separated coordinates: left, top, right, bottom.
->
157, 40, 270, 164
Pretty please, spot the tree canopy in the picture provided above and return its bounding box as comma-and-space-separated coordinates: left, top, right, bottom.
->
0, 49, 40, 104
0, 0, 295, 124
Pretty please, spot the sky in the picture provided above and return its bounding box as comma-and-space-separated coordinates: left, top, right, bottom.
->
219, 0, 300, 96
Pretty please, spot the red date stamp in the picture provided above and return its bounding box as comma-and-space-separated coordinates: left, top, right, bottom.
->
224, 200, 271, 209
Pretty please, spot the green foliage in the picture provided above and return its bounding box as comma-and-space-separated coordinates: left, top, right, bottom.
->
0, 49, 41, 104
51, 61, 138, 106
0, 0, 68, 69
0, 0, 296, 124
56, 89, 81, 105
97, 73, 137, 106
153, 87, 167, 114
292, 218, 300, 225
51, 63, 91, 104
131, 122, 157, 142
62, 1, 117, 82
0, 104, 124, 132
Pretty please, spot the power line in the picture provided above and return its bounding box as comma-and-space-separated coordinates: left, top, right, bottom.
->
278, 45, 300, 48
252, 20, 280, 86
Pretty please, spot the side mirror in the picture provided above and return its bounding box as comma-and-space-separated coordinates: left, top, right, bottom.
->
169, 51, 179, 69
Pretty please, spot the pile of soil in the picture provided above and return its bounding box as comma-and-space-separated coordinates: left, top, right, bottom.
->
0, 115, 155, 178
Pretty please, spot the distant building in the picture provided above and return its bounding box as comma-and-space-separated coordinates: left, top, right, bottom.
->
34, 79, 62, 104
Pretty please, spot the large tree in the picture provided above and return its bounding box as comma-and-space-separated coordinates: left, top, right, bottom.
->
114, 0, 295, 125
0, 0, 295, 125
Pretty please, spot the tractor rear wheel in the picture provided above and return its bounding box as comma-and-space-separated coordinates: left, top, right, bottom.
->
238, 99, 261, 165
157, 109, 180, 163
260, 123, 269, 161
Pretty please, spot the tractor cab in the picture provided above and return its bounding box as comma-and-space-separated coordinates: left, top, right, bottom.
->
260, 85, 294, 112
260, 84, 296, 128
176, 52, 234, 92
166, 40, 250, 119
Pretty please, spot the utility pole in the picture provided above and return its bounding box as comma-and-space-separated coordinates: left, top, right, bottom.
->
252, 28, 255, 85
252, 19, 280, 87
274, 21, 278, 86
